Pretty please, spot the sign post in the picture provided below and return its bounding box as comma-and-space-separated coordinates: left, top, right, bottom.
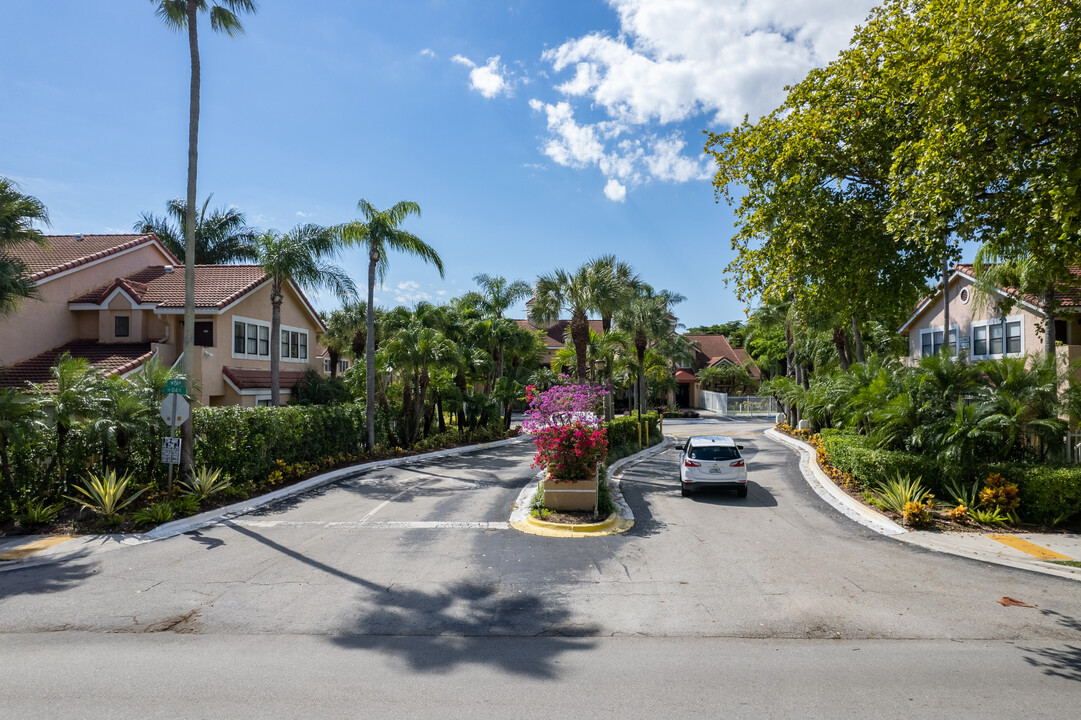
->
160, 387, 190, 498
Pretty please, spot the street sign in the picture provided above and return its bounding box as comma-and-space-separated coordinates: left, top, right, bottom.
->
165, 379, 187, 395
159, 395, 190, 427
161, 437, 182, 465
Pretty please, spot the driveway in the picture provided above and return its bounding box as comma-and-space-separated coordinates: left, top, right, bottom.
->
1, 418, 1079, 718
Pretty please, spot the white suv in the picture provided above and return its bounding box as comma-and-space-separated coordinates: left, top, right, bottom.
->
679, 436, 748, 497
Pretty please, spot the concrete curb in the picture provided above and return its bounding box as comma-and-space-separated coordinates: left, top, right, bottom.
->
766, 428, 1081, 582
0, 434, 532, 572
508, 437, 672, 537
765, 428, 906, 536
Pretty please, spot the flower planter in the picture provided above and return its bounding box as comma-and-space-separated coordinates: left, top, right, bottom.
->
541, 467, 598, 511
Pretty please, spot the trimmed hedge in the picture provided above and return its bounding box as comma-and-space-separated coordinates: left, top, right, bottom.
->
604, 412, 661, 450
817, 429, 949, 493
986, 463, 1081, 526
194, 404, 367, 485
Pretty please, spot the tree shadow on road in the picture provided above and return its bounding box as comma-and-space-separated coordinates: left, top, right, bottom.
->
223, 519, 597, 677
0, 558, 98, 601
1020, 644, 1081, 683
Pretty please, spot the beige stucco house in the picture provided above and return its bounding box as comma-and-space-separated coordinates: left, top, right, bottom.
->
898, 263, 1081, 366
0, 233, 326, 406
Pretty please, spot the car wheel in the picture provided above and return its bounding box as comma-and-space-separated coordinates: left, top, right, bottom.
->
736, 486, 748, 498
680, 482, 689, 497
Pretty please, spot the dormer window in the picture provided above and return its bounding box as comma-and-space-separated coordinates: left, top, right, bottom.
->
115, 316, 130, 338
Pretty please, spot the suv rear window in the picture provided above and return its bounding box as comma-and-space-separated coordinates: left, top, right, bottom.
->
688, 446, 740, 461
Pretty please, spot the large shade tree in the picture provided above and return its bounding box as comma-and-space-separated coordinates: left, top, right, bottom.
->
134, 195, 257, 264
338, 199, 445, 451
150, 0, 256, 473
252, 224, 356, 406
0, 177, 49, 316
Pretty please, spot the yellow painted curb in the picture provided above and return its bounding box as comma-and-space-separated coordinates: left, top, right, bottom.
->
0, 535, 77, 561
987, 534, 1073, 561
511, 513, 634, 538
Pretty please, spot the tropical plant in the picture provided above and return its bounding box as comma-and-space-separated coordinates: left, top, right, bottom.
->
320, 307, 357, 378
588, 254, 641, 333
471, 273, 531, 319
531, 263, 616, 382
0, 176, 50, 316
252, 224, 356, 405
969, 506, 1008, 526
181, 465, 231, 503
94, 376, 155, 475
943, 477, 980, 510
134, 195, 257, 264
65, 468, 146, 517
150, 0, 257, 474
338, 199, 445, 451
978, 473, 1020, 514
15, 496, 61, 526
35, 354, 108, 489
0, 387, 46, 498
872, 474, 932, 517
614, 290, 675, 420
132, 501, 175, 528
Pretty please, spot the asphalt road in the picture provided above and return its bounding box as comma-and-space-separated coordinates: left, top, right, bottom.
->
1, 418, 1079, 718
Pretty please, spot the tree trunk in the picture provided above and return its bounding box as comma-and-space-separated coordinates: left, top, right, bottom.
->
942, 240, 951, 357
833, 326, 851, 371
570, 310, 590, 382
1044, 288, 1057, 356
636, 336, 646, 422
850, 316, 866, 364
416, 368, 429, 443
329, 348, 340, 378
0, 441, 12, 499
270, 280, 283, 406
401, 381, 414, 446
437, 396, 446, 434
366, 249, 379, 451
180, 0, 201, 480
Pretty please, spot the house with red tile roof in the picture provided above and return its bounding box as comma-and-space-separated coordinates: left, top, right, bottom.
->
0, 233, 325, 404
898, 263, 1081, 366
676, 334, 761, 407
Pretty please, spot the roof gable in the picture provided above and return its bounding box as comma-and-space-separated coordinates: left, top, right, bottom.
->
12, 234, 179, 282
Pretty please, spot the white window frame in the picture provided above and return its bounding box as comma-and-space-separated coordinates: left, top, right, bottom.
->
919, 324, 959, 358
339, 358, 349, 373
969, 315, 1024, 360
279, 324, 310, 363
231, 315, 272, 360
323, 357, 331, 373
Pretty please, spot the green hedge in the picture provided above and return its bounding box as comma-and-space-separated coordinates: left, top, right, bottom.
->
817, 429, 949, 493
194, 404, 367, 484
604, 412, 661, 450
986, 462, 1081, 525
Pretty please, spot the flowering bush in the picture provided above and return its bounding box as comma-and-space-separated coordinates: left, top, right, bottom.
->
522, 383, 608, 433
532, 421, 609, 480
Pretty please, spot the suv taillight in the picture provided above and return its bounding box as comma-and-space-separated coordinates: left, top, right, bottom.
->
684, 459, 701, 467
730, 459, 745, 468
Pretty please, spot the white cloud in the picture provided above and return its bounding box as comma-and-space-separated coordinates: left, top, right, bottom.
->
453, 54, 512, 98
394, 280, 432, 304
528, 0, 874, 198
604, 179, 627, 202
295, 211, 307, 217
420, 48, 436, 58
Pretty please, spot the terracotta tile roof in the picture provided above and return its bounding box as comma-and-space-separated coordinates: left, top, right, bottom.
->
675, 369, 697, 383
0, 340, 155, 391
11, 234, 178, 282
71, 265, 269, 310
223, 366, 310, 391
731, 348, 762, 378
514, 318, 604, 347
954, 263, 1081, 309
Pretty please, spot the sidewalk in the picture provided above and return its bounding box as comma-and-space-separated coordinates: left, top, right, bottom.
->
766, 428, 1081, 583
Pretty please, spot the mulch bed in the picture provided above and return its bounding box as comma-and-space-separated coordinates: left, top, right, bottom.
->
535, 509, 608, 525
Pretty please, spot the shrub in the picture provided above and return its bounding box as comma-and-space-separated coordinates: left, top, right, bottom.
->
987, 463, 1081, 525
15, 496, 61, 526
132, 501, 174, 528
65, 469, 146, 517
872, 473, 932, 517
904, 499, 934, 528
818, 429, 947, 493
978, 473, 1020, 513
532, 422, 608, 480
181, 466, 231, 504
604, 413, 661, 449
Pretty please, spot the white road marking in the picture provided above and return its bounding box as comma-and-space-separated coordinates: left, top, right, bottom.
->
233, 519, 509, 530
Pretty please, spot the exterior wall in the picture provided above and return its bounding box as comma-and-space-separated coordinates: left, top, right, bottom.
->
190, 280, 322, 405
905, 274, 1046, 364
0, 243, 172, 365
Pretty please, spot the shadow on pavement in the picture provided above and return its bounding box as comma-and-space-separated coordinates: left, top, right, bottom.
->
332, 580, 598, 677
683, 482, 778, 507
223, 519, 596, 677
0, 557, 99, 600
185, 530, 225, 550
1020, 643, 1081, 683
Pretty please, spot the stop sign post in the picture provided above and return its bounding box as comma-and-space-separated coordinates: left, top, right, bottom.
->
161, 387, 190, 498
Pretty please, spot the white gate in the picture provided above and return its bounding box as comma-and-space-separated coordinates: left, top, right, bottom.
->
725, 395, 777, 416
699, 390, 727, 414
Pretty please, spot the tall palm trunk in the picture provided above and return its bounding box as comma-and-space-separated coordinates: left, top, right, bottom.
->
180, 0, 201, 477
833, 326, 851, 371
850, 316, 866, 364
366, 248, 379, 451
270, 279, 283, 406
636, 331, 646, 422
328, 349, 340, 379
570, 309, 589, 382
1043, 287, 1057, 356
942, 240, 951, 357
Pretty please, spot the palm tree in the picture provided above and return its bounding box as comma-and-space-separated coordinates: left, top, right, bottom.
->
253, 224, 356, 406
150, 0, 256, 473
134, 195, 257, 264
531, 263, 615, 382
338, 199, 445, 451
0, 387, 46, 498
588, 254, 641, 333
616, 291, 675, 421
0, 177, 49, 316
321, 307, 357, 379
94, 376, 155, 476
34, 355, 108, 491
472, 273, 531, 319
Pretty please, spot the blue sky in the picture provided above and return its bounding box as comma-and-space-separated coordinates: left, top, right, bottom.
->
1, 0, 882, 327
